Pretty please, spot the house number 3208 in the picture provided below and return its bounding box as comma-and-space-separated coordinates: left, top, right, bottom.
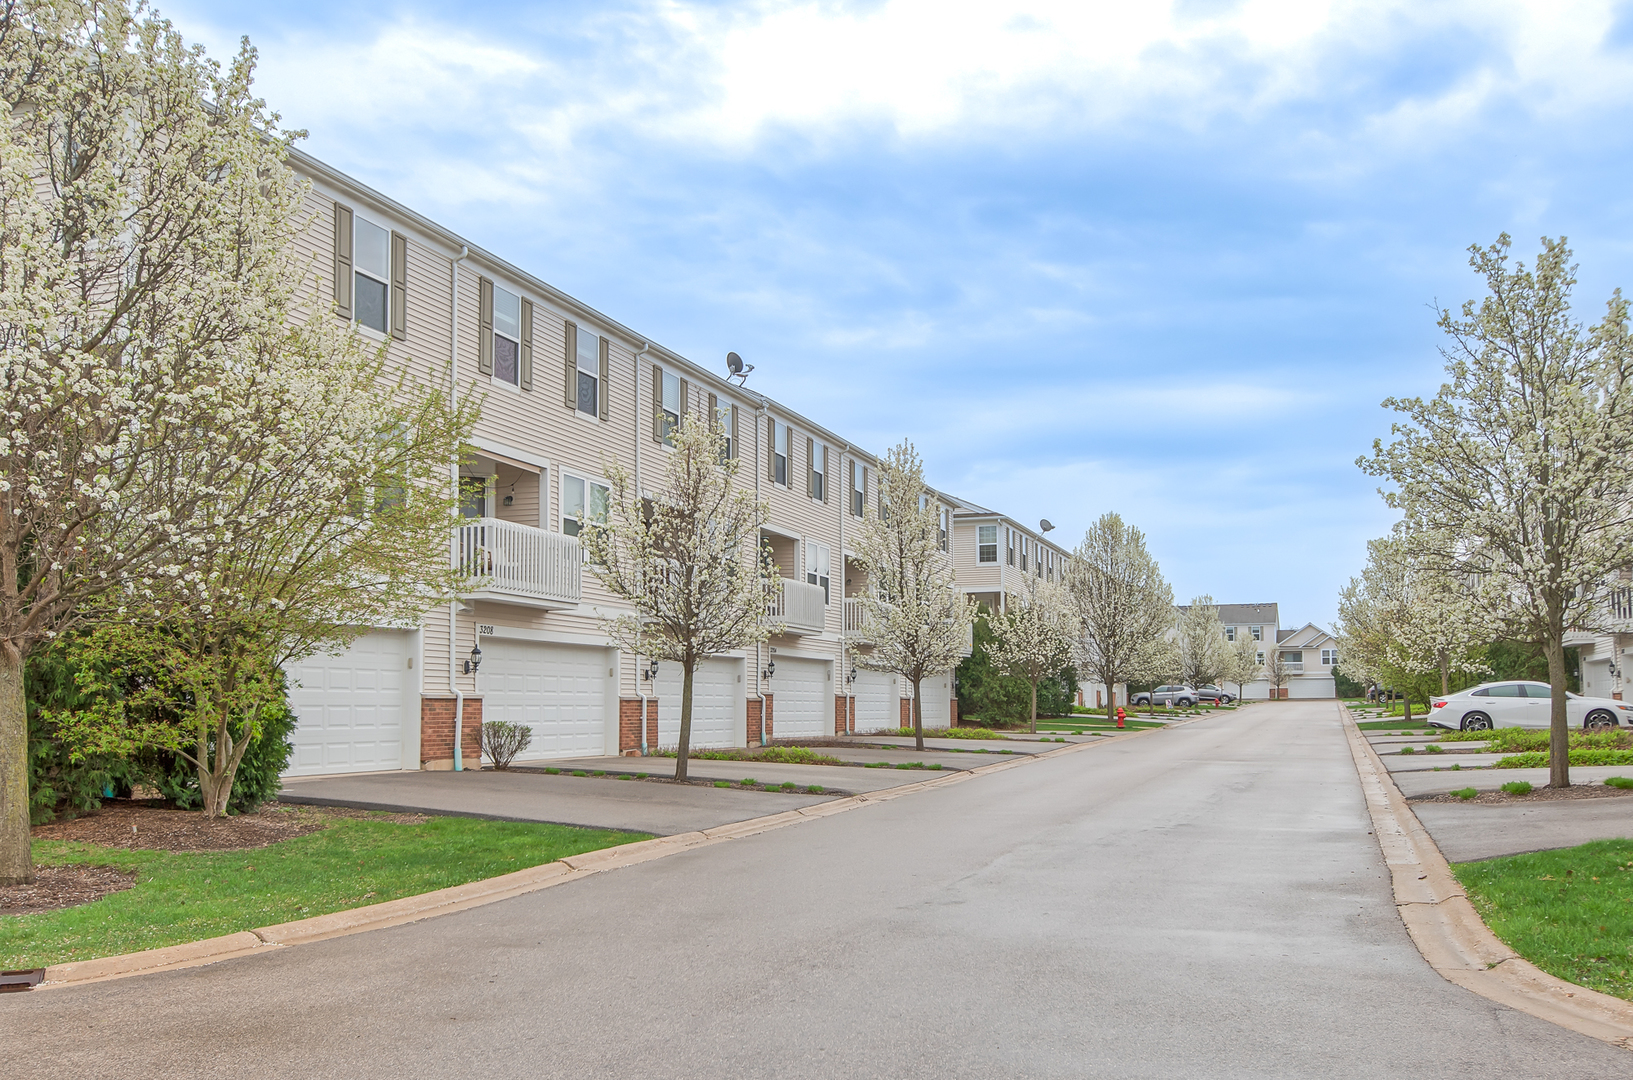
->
478, 624, 495, 636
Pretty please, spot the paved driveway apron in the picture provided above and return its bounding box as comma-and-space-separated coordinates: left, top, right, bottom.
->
6, 702, 1624, 1077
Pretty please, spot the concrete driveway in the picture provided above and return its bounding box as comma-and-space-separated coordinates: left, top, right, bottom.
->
8, 701, 1625, 1077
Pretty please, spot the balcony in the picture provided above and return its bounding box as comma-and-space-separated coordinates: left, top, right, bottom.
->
844, 597, 974, 655
767, 577, 827, 635
456, 517, 581, 608
1280, 663, 1304, 675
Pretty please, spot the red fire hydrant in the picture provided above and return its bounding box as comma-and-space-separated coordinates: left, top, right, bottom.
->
1115, 707, 1126, 729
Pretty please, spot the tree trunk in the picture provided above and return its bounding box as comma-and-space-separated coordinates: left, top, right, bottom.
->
911, 674, 924, 751
1545, 634, 1571, 789
1438, 649, 1450, 696
674, 660, 696, 781
1030, 678, 1038, 734
1403, 690, 1412, 725
0, 642, 33, 885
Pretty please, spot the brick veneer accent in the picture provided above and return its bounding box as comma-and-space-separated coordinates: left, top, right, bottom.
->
900, 697, 912, 727
951, 697, 960, 727
834, 695, 848, 736
421, 697, 482, 768
747, 694, 772, 743
618, 698, 659, 755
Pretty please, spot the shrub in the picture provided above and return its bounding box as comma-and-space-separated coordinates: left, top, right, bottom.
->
1501, 781, 1534, 795
807, 785, 824, 794
1496, 749, 1633, 768
755, 745, 841, 765
1399, 746, 1416, 755
1606, 776, 1633, 790
780, 781, 797, 791
739, 777, 757, 786
481, 721, 533, 770
1453, 787, 1479, 800
1424, 744, 1443, 754
714, 781, 731, 788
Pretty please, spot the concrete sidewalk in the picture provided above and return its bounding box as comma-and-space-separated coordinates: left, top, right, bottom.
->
278, 768, 830, 835
1413, 798, 1633, 862
541, 754, 962, 791
1391, 764, 1633, 797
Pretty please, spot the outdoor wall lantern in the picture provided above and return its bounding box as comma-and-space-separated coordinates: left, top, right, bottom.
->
464, 642, 482, 675
642, 658, 660, 681
762, 660, 776, 681
846, 666, 857, 686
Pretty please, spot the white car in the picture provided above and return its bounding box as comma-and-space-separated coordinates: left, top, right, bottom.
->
1427, 680, 1633, 732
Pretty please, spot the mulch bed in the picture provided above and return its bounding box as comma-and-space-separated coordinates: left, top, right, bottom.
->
1411, 784, 1633, 805
0, 864, 137, 917
31, 800, 428, 854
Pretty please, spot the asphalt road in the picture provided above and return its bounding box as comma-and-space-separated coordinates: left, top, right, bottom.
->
6, 701, 1625, 1077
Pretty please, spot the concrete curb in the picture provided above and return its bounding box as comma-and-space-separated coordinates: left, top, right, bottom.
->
32, 720, 1165, 992
1340, 704, 1633, 1051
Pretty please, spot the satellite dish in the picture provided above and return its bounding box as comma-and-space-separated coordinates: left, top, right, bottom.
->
1040, 519, 1055, 533
726, 351, 753, 383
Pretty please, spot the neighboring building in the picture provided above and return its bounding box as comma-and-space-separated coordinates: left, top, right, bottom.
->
1566, 582, 1633, 700
1210, 604, 1337, 700
280, 147, 1001, 776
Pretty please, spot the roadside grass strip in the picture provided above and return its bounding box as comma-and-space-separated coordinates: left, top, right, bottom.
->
653, 745, 844, 766
1357, 719, 1437, 731
885, 726, 1006, 740
2, 816, 644, 970
1494, 750, 1633, 769
1442, 729, 1633, 752
1455, 839, 1633, 1003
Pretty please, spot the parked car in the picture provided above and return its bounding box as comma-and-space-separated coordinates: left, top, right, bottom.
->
1427, 680, 1633, 732
1195, 685, 1234, 704
1131, 685, 1197, 707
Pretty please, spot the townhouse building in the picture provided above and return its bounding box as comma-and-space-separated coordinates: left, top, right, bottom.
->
1566, 582, 1633, 700
1213, 604, 1337, 699
279, 149, 980, 777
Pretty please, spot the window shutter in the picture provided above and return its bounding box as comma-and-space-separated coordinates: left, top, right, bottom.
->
598, 337, 610, 421
478, 277, 494, 376
707, 391, 717, 425
651, 364, 664, 443
768, 418, 776, 481
389, 231, 407, 340
820, 445, 829, 504
680, 378, 690, 420
806, 435, 815, 498
563, 322, 577, 409
730, 404, 740, 459
849, 460, 857, 515
519, 298, 533, 391
332, 202, 353, 319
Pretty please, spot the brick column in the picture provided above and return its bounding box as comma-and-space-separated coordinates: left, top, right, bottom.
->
420, 697, 482, 770
618, 699, 662, 755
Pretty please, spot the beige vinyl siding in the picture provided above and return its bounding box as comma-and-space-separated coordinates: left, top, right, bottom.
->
492, 464, 542, 528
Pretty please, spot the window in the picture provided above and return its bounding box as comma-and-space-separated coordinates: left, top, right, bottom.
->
852, 463, 865, 518
811, 441, 826, 501
1485, 683, 1523, 698
939, 507, 950, 552
1020, 536, 1028, 573
458, 476, 487, 519
978, 525, 998, 563
806, 540, 831, 604
1250, 625, 1262, 641
561, 472, 609, 537
576, 325, 600, 415
773, 422, 788, 486
1007, 528, 1015, 566
353, 215, 390, 334
1256, 651, 1265, 665
1320, 648, 1336, 667
661, 369, 680, 444
716, 397, 735, 460
1521, 683, 1550, 699
491, 284, 521, 386
1225, 626, 1236, 642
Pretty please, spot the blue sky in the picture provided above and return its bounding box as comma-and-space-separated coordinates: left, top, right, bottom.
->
165, 0, 1633, 629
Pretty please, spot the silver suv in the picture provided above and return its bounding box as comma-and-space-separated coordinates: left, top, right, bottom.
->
1131, 685, 1196, 707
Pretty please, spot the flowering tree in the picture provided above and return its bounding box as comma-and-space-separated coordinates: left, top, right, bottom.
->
851, 442, 977, 751
1362, 236, 1633, 787
1177, 596, 1231, 691
988, 577, 1073, 733
582, 412, 778, 780
1224, 632, 1262, 701
0, 2, 315, 882
47, 329, 473, 817
1264, 650, 1290, 699
1065, 513, 1175, 719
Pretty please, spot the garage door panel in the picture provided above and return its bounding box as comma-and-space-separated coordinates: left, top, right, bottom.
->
773, 658, 828, 739
482, 640, 607, 759
284, 631, 408, 777
657, 659, 739, 748
854, 671, 895, 733
915, 672, 952, 728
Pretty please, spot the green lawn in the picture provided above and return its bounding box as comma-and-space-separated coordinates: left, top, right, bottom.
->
2, 815, 645, 969
1356, 719, 1437, 732
1454, 839, 1633, 1001
1040, 718, 1166, 731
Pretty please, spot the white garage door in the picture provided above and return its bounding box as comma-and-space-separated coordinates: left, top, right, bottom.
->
772, 657, 829, 739
657, 659, 740, 749
285, 630, 408, 776
912, 671, 952, 729
481, 639, 608, 759
853, 670, 897, 733
1289, 677, 1336, 700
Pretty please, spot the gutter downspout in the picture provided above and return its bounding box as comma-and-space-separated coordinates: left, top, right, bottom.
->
839, 442, 851, 734
754, 396, 769, 745
634, 341, 652, 754
450, 245, 470, 771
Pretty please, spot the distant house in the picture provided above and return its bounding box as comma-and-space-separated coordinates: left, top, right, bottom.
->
1209, 604, 1338, 700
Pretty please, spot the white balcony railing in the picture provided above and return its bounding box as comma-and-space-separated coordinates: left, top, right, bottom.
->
844, 597, 871, 637
1281, 662, 1304, 675
767, 577, 827, 635
456, 517, 581, 606
1612, 586, 1633, 625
